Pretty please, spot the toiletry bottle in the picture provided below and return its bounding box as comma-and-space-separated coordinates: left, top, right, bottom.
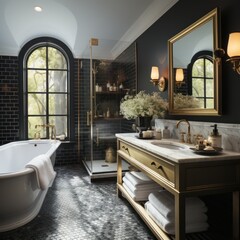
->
95, 83, 99, 92
162, 126, 170, 139
119, 83, 123, 91
155, 128, 162, 140
106, 108, 110, 118
106, 82, 110, 91
208, 124, 222, 148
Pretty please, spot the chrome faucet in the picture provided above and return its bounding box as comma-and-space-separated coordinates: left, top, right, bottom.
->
176, 119, 191, 144
35, 124, 56, 140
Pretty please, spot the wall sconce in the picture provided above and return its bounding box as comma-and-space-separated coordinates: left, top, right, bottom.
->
215, 32, 240, 75
226, 32, 240, 75
175, 68, 184, 87
150, 66, 166, 92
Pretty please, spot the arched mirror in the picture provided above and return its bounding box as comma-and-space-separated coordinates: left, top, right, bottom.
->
168, 8, 222, 116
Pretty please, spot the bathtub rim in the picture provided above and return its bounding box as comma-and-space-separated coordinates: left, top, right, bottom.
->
0, 139, 61, 179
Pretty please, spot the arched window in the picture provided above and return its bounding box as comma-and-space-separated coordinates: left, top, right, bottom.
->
189, 51, 214, 109
19, 37, 74, 140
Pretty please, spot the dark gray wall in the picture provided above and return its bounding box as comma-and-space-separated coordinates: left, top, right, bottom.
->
136, 0, 240, 123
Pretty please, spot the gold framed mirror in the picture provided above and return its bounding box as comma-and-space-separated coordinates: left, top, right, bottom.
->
168, 8, 222, 116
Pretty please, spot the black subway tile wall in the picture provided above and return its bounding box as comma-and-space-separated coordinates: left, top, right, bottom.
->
113, 43, 137, 133
0, 42, 136, 165
0, 56, 19, 145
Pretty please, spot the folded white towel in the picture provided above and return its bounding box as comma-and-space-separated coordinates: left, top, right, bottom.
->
145, 202, 209, 235
26, 154, 56, 190
123, 176, 162, 193
130, 171, 152, 181
125, 171, 156, 186
123, 182, 152, 201
148, 190, 207, 219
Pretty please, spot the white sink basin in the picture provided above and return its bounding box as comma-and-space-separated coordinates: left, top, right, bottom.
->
151, 141, 187, 150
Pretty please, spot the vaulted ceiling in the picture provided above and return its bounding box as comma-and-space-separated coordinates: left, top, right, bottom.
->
0, 0, 178, 59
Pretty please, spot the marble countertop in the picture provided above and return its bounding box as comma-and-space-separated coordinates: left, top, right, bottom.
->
116, 133, 240, 163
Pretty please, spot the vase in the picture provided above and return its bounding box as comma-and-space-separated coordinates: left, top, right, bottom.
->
135, 116, 152, 131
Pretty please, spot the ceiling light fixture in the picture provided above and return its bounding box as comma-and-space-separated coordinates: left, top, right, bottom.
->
34, 6, 42, 12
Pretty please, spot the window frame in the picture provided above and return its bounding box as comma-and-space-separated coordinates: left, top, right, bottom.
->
188, 50, 214, 109
19, 37, 74, 141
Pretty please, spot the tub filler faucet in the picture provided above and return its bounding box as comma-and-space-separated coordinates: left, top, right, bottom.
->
35, 124, 56, 140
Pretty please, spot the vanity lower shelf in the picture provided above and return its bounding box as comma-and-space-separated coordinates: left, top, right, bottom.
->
117, 182, 230, 240
117, 183, 170, 240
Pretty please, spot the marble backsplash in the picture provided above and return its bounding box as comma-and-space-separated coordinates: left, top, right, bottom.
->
154, 119, 240, 152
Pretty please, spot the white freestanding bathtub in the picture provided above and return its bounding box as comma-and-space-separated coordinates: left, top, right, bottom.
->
0, 140, 61, 232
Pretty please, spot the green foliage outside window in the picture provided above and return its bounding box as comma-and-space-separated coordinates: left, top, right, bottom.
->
27, 46, 68, 139
192, 57, 214, 109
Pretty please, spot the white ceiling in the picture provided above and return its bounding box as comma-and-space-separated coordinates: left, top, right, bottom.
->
0, 0, 178, 59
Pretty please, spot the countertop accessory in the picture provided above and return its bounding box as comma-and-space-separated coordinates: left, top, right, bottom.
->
208, 124, 222, 148
162, 126, 170, 139
190, 146, 223, 155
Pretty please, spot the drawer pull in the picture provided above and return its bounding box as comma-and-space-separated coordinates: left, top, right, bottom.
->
158, 165, 163, 170
151, 162, 163, 171
122, 146, 130, 155
122, 146, 128, 151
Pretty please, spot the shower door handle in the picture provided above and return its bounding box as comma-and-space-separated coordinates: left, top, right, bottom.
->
96, 128, 99, 146
87, 111, 91, 126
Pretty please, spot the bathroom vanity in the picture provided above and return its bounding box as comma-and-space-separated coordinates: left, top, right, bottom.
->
116, 133, 240, 240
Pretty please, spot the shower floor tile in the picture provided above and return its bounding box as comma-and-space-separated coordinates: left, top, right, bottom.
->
84, 159, 129, 173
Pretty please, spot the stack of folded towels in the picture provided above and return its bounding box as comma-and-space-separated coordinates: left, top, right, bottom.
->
122, 171, 163, 201
145, 190, 209, 235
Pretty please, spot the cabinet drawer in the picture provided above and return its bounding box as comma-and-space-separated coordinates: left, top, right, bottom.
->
119, 141, 175, 185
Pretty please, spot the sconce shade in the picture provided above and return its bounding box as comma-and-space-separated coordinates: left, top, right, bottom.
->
227, 32, 240, 57
151, 66, 159, 80
175, 68, 184, 82
150, 66, 166, 91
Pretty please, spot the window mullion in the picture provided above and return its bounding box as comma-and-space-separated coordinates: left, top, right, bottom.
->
46, 46, 49, 138
203, 58, 207, 108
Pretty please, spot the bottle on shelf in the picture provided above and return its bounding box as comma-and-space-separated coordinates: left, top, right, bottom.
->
95, 83, 99, 92
119, 83, 123, 91
113, 83, 117, 91
106, 108, 110, 118
106, 82, 110, 91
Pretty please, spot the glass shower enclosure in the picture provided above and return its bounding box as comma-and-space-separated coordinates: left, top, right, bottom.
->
81, 39, 137, 180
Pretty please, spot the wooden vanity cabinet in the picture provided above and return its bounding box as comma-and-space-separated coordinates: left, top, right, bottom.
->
116, 138, 240, 240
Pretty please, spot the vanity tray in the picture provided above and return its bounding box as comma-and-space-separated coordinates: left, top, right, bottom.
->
135, 134, 154, 140
189, 147, 223, 155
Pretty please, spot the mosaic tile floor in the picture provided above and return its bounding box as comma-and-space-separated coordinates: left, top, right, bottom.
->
0, 164, 232, 240
0, 164, 156, 240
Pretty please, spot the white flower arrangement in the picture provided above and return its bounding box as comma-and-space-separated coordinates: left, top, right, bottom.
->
120, 91, 168, 120
174, 93, 201, 109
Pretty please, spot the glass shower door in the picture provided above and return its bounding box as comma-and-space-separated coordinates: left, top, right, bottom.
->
81, 40, 136, 179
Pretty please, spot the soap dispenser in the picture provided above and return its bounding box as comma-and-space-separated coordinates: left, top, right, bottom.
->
208, 124, 222, 148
